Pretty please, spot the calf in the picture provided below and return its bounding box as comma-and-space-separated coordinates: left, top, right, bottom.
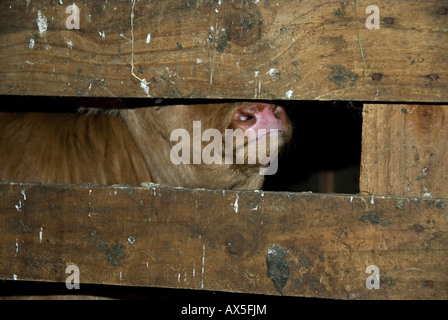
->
0, 102, 292, 190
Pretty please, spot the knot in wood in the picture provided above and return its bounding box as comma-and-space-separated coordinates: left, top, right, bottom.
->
436, 7, 447, 15
383, 17, 394, 25
225, 232, 248, 256
222, 6, 264, 47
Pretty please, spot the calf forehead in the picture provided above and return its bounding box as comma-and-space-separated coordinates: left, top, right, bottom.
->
156, 103, 240, 126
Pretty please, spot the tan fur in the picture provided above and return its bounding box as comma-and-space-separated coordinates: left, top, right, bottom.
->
0, 103, 292, 190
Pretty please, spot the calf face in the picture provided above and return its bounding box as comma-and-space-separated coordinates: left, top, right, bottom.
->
122, 102, 292, 189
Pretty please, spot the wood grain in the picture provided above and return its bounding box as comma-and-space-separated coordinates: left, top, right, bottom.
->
0, 0, 446, 101
360, 104, 448, 197
0, 182, 446, 299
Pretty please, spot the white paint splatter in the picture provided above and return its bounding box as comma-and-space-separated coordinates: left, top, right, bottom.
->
39, 226, 43, 243
66, 40, 73, 49
145, 33, 151, 44
253, 71, 262, 98
13, 274, 18, 281
119, 33, 131, 42
15, 201, 22, 212
29, 38, 35, 49
98, 31, 105, 39
87, 201, 92, 218
423, 192, 431, 197
201, 244, 205, 289
371, 196, 375, 205
267, 68, 278, 76
285, 90, 293, 99
15, 189, 27, 212
15, 239, 19, 254
37, 10, 48, 36
233, 193, 239, 213
140, 79, 150, 96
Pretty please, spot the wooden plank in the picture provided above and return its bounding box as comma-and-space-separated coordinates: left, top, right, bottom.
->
360, 104, 448, 198
0, 182, 446, 300
0, 0, 447, 102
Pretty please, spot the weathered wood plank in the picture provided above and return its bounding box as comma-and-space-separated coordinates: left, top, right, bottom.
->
360, 104, 448, 198
0, 182, 446, 299
0, 0, 447, 101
